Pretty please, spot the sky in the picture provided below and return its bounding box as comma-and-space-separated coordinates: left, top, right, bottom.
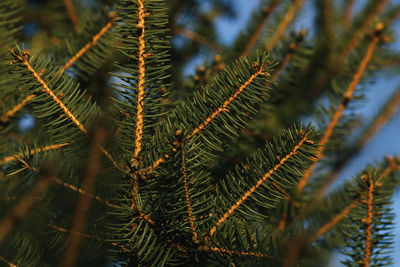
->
211, 0, 400, 265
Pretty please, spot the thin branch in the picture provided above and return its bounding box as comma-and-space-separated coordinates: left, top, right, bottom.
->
0, 256, 17, 267
63, 0, 81, 35
338, 0, 388, 63
265, 0, 305, 51
131, 0, 147, 164
60, 127, 106, 267
198, 245, 267, 258
186, 66, 267, 141
51, 177, 120, 208
0, 94, 35, 123
308, 202, 357, 243
209, 133, 310, 236
0, 143, 69, 165
343, 0, 355, 29
47, 223, 127, 251
241, 0, 280, 57
363, 175, 374, 267
175, 28, 222, 52
297, 24, 383, 192
60, 13, 115, 73
181, 145, 199, 243
0, 175, 51, 242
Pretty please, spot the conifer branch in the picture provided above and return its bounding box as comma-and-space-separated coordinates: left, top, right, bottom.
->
343, 0, 355, 29
186, 66, 267, 141
2, 17, 114, 123
308, 202, 357, 243
132, 0, 147, 164
60, 13, 115, 73
297, 25, 382, 192
51, 177, 120, 208
63, 0, 81, 35
60, 127, 106, 267
0, 94, 35, 123
338, 1, 388, 62
0, 256, 17, 267
0, 175, 51, 242
241, 0, 280, 57
209, 133, 310, 236
265, 0, 305, 51
0, 143, 69, 165
47, 223, 128, 251
13, 51, 88, 134
181, 145, 199, 243
198, 245, 267, 258
175, 28, 222, 52
363, 175, 374, 267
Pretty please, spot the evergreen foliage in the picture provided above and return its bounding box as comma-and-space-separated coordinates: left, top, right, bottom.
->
0, 0, 400, 266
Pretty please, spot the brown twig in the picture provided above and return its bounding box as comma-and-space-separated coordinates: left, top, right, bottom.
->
0, 175, 51, 242
0, 95, 35, 123
241, 0, 280, 57
175, 28, 222, 52
363, 175, 374, 267
60, 126, 107, 267
0, 256, 17, 267
297, 24, 383, 192
209, 133, 310, 236
63, 0, 81, 35
265, 0, 305, 51
0, 143, 69, 165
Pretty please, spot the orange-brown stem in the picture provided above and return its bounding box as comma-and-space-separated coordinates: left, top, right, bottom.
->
187, 67, 266, 141
0, 143, 69, 165
343, 0, 355, 29
363, 176, 374, 266
241, 0, 280, 57
176, 28, 221, 52
0, 256, 16, 267
0, 94, 35, 123
308, 202, 357, 243
338, 1, 388, 63
60, 17, 114, 73
265, 0, 304, 51
297, 27, 382, 192
209, 133, 310, 236
132, 0, 147, 164
63, 0, 81, 35
198, 245, 267, 257
181, 145, 199, 243
0, 176, 51, 242
60, 127, 106, 267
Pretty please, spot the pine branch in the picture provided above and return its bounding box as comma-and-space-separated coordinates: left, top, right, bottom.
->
241, 0, 280, 57
51, 177, 120, 208
47, 223, 127, 251
132, 0, 147, 164
198, 245, 268, 258
60, 13, 115, 73
265, 0, 305, 51
0, 143, 69, 165
175, 27, 222, 52
338, 0, 388, 63
0, 175, 51, 242
342, 0, 355, 29
63, 0, 81, 35
60, 126, 107, 267
297, 24, 383, 192
308, 202, 357, 243
0, 94, 35, 123
0, 256, 16, 267
181, 144, 199, 244
363, 175, 374, 266
209, 132, 312, 236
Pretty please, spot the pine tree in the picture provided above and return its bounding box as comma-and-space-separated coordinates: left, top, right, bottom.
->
1, 0, 400, 266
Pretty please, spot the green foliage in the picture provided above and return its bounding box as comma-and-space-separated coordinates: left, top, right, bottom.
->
0, 0, 400, 266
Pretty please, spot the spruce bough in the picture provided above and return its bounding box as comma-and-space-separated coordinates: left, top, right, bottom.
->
0, 0, 400, 266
